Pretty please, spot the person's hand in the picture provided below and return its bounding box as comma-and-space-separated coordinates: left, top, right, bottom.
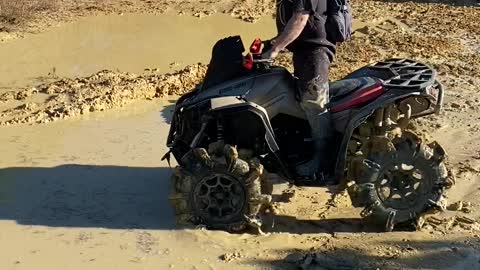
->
261, 48, 280, 60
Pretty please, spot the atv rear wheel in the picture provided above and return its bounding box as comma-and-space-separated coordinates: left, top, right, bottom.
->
348, 132, 452, 231
169, 142, 272, 232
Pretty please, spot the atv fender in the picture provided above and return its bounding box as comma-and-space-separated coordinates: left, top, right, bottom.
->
209, 97, 280, 153
209, 97, 294, 178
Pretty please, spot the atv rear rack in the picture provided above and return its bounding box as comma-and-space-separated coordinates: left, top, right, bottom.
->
369, 58, 444, 115
370, 58, 436, 90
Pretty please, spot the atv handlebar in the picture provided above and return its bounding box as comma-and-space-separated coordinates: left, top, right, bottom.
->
242, 39, 274, 70
262, 39, 274, 53
253, 58, 274, 63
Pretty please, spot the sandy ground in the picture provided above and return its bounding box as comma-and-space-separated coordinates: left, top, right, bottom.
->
1, 0, 480, 269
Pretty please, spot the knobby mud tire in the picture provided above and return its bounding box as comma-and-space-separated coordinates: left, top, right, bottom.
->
169, 143, 272, 232
348, 132, 453, 231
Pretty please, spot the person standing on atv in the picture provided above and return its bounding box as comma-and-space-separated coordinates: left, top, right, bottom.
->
262, 0, 351, 180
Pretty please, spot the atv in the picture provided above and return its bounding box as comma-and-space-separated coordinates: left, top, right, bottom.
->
165, 36, 454, 232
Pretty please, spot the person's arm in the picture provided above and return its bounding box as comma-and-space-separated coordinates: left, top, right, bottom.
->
262, 11, 310, 59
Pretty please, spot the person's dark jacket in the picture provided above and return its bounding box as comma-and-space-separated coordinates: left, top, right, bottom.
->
276, 0, 336, 55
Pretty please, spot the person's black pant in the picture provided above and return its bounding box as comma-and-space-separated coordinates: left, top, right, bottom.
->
293, 47, 331, 110
292, 47, 333, 176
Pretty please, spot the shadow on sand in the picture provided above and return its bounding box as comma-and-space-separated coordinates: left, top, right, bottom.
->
270, 215, 379, 234
0, 163, 426, 235
0, 164, 381, 234
160, 102, 176, 125
376, 0, 479, 6
247, 238, 480, 270
0, 165, 175, 229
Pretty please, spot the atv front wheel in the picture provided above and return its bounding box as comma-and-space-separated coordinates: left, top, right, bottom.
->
169, 142, 272, 232
348, 132, 452, 231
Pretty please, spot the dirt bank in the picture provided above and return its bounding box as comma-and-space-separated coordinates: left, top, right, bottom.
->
0, 65, 207, 125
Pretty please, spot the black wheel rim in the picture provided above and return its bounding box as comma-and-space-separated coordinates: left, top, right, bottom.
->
376, 163, 427, 210
193, 173, 246, 223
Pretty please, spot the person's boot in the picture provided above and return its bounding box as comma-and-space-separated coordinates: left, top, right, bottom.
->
296, 106, 333, 182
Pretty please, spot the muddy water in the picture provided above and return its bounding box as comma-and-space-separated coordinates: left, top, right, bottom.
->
0, 99, 309, 270
1, 99, 478, 270
0, 100, 226, 269
0, 13, 275, 93
2, 11, 478, 269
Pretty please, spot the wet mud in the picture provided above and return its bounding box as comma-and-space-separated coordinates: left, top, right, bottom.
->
1, 0, 480, 269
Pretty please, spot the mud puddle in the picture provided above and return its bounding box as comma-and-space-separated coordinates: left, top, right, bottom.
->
0, 14, 387, 126
1, 4, 480, 269
0, 13, 275, 93
0, 99, 234, 270
0, 99, 478, 270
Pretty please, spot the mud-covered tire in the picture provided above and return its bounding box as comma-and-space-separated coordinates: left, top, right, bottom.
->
348, 132, 452, 231
260, 172, 274, 195
169, 142, 272, 232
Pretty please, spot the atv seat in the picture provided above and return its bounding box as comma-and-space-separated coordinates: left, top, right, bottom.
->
328, 77, 385, 112
329, 77, 379, 102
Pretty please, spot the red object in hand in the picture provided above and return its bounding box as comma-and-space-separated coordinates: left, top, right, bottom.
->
243, 39, 262, 70
250, 38, 263, 54
243, 53, 254, 70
